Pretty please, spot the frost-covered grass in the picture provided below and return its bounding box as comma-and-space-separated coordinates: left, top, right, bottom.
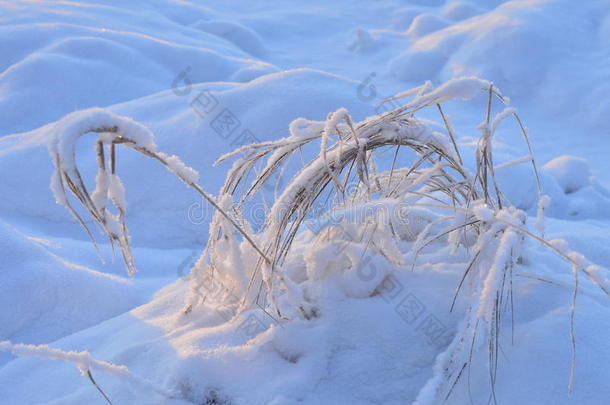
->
0, 340, 176, 404
47, 107, 258, 277
1, 1, 610, 404
30, 77, 609, 404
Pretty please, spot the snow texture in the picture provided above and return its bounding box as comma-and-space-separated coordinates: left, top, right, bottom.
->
0, 1, 609, 405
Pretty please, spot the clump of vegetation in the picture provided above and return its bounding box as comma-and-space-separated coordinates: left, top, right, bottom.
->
5, 77, 605, 403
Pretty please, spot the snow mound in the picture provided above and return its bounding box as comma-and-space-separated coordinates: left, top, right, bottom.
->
191, 19, 267, 57
0, 0, 277, 136
406, 14, 449, 38
0, 220, 140, 353
389, 0, 610, 127
544, 155, 592, 194
442, 1, 482, 21
493, 153, 610, 219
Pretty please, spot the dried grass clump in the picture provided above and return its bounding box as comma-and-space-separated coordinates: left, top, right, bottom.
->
199, 78, 538, 313
47, 108, 266, 277
191, 77, 608, 400
48, 79, 609, 402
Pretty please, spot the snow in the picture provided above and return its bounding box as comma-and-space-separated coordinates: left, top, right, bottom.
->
406, 14, 449, 38
0, 1, 609, 404
544, 155, 592, 194
159, 153, 201, 185
1, 340, 125, 379
392, 76, 494, 110
442, 1, 482, 21
0, 219, 145, 352
472, 202, 494, 222
477, 227, 518, 321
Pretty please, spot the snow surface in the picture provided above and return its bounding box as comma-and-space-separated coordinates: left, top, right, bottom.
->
0, 1, 609, 404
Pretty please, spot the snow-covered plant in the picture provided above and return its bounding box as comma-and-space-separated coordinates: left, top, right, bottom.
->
196, 78, 539, 316
189, 77, 609, 400
46, 78, 609, 402
47, 108, 266, 277
0, 340, 175, 404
